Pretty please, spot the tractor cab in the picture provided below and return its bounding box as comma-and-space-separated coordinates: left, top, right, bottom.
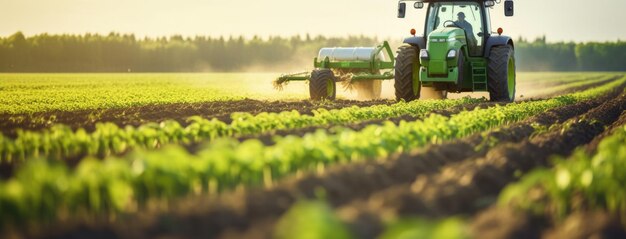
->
424, 1, 488, 57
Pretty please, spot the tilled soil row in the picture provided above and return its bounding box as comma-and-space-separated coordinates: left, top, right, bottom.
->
2, 76, 618, 138
0, 98, 395, 137
237, 76, 622, 145
30, 84, 626, 239
470, 114, 626, 239
337, 90, 626, 239
584, 110, 626, 153
231, 76, 622, 146
0, 100, 494, 177
470, 205, 626, 239
215, 85, 626, 239
238, 101, 503, 146
515, 76, 591, 88
536, 76, 621, 99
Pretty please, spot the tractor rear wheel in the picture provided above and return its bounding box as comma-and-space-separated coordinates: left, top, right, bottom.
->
487, 45, 516, 102
394, 45, 421, 101
309, 69, 337, 100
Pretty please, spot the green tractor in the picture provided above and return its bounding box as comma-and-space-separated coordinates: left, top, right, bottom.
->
276, 0, 516, 102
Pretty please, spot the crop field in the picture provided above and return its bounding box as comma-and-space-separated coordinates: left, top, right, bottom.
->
1, 72, 625, 239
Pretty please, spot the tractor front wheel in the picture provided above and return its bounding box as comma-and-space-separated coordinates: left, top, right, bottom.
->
309, 69, 337, 100
394, 45, 421, 101
487, 45, 516, 102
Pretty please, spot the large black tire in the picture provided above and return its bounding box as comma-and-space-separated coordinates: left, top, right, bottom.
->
487, 45, 516, 102
394, 45, 420, 101
354, 80, 382, 99
309, 69, 336, 100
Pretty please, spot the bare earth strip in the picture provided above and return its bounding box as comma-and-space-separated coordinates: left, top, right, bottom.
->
0, 99, 394, 137
21, 81, 626, 239
0, 75, 617, 138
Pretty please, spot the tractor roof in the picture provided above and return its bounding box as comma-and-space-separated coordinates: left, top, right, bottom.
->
413, 0, 484, 3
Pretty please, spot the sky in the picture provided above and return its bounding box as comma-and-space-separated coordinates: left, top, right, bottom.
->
0, 0, 624, 42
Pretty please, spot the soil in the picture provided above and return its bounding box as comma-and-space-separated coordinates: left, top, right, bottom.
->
1, 76, 618, 138
470, 207, 626, 239
0, 99, 395, 138
19, 83, 626, 239
531, 76, 620, 99
584, 110, 626, 153
336, 89, 626, 238
237, 101, 503, 146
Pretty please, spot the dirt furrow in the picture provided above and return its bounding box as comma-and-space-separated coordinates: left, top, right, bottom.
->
27, 84, 626, 239
0, 98, 395, 137
584, 110, 626, 153
337, 91, 626, 239
2, 76, 619, 138
237, 100, 502, 146
470, 205, 626, 239
537, 75, 621, 99
238, 76, 622, 145
469, 115, 626, 239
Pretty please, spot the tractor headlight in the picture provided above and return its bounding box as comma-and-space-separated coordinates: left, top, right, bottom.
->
447, 49, 457, 59
420, 49, 429, 60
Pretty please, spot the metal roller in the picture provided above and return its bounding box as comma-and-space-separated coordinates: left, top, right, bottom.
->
318, 47, 386, 62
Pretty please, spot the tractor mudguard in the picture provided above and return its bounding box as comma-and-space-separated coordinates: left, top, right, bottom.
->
484, 36, 514, 58
403, 36, 426, 49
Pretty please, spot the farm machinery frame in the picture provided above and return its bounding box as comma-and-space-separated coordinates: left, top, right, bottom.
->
276, 0, 516, 102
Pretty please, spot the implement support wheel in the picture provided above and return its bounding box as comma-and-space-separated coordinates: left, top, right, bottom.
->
309, 69, 337, 100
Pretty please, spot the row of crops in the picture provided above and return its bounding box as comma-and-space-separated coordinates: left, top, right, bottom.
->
0, 72, 612, 115
0, 73, 309, 114
0, 73, 619, 162
1, 76, 624, 226
524, 74, 618, 97
0, 97, 483, 161
500, 123, 626, 221
274, 101, 626, 239
274, 199, 468, 239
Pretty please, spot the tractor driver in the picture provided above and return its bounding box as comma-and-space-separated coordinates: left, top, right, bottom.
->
454, 12, 478, 54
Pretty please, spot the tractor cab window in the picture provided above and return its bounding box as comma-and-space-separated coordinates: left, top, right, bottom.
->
426, 2, 484, 56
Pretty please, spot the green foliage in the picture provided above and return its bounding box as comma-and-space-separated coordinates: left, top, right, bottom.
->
527, 74, 620, 97
0, 73, 308, 114
575, 41, 626, 71
274, 200, 353, 239
0, 97, 483, 162
0, 32, 378, 72
0, 72, 600, 115
274, 199, 467, 239
0, 32, 624, 72
499, 124, 626, 220
1, 76, 623, 225
380, 217, 468, 239
515, 36, 626, 71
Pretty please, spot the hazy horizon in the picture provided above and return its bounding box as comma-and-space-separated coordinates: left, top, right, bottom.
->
1, 0, 625, 43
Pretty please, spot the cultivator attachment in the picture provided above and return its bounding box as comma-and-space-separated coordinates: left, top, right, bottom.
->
275, 41, 396, 100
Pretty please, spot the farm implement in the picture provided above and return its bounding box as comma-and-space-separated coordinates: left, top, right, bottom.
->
276, 0, 516, 102
275, 41, 396, 100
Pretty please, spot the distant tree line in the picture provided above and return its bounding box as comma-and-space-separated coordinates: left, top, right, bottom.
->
0, 32, 623, 72
515, 36, 626, 71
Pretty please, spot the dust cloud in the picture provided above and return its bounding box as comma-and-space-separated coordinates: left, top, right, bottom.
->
337, 80, 446, 100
